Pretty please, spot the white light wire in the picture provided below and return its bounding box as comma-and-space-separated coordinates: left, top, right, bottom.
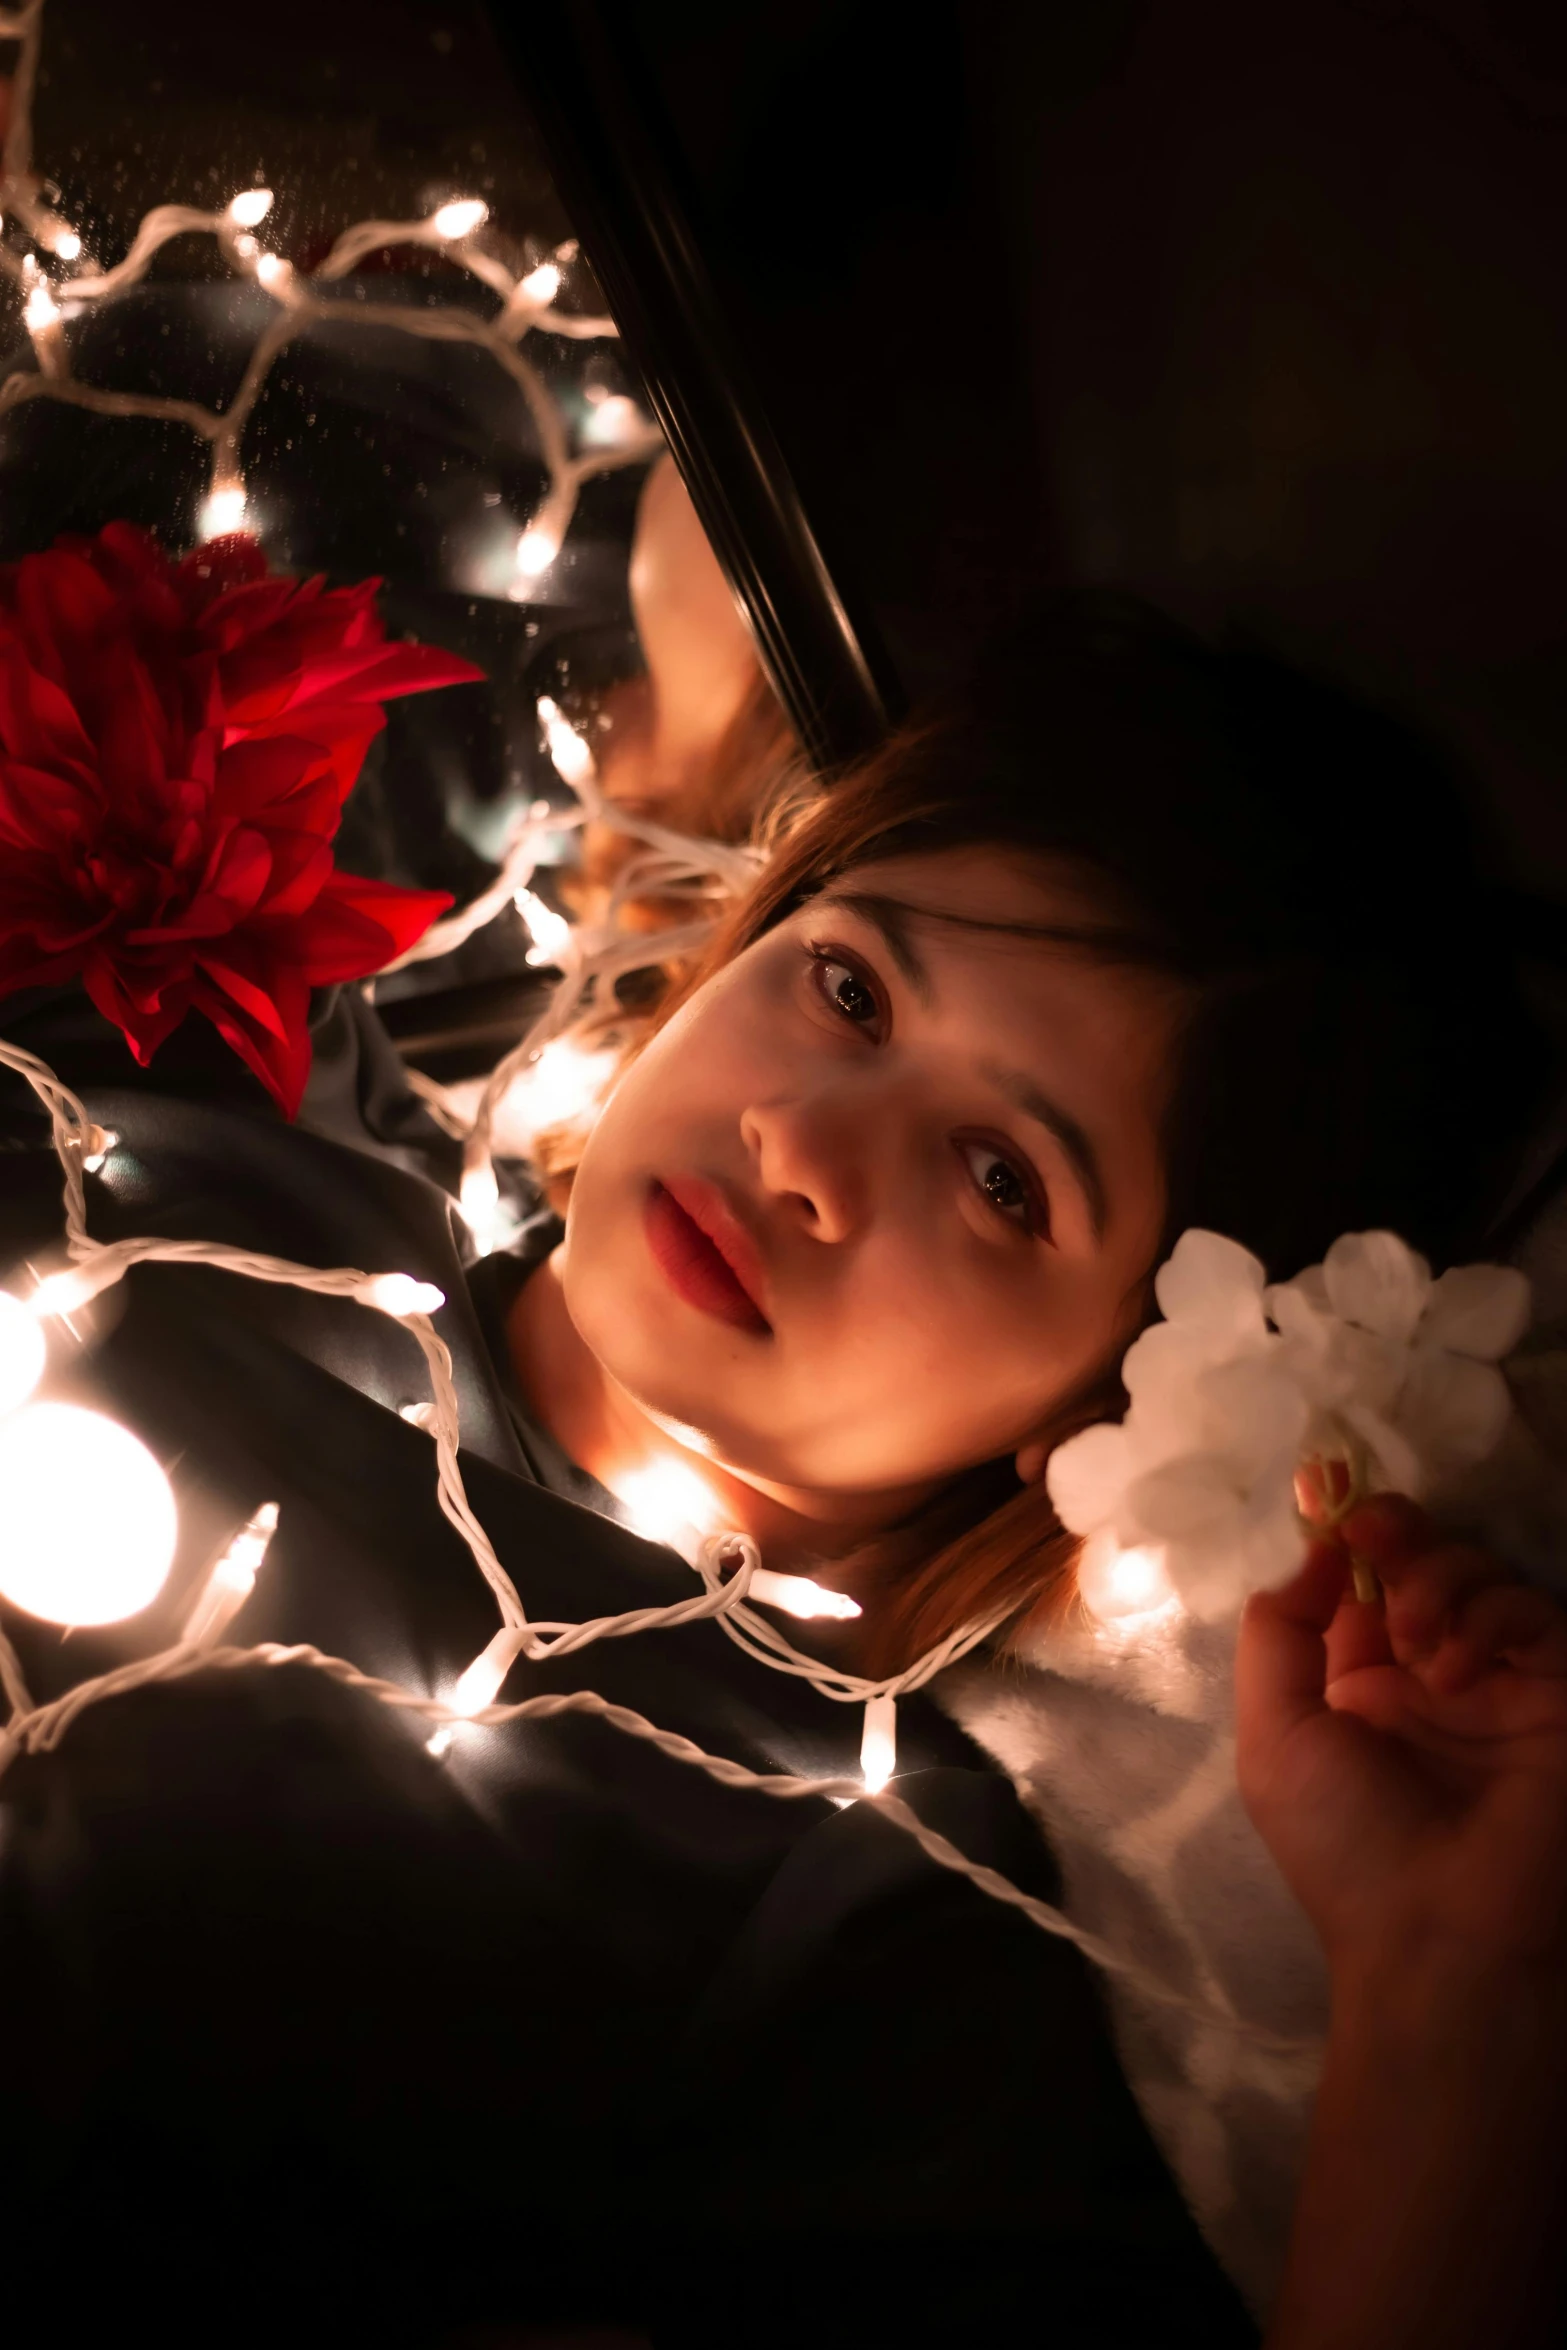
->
0, 0, 1318, 2058
0, 1, 662, 579
0, 1037, 1318, 2058
388, 708, 763, 1224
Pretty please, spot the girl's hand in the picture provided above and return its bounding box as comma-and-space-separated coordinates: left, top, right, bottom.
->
1236, 1495, 1567, 1985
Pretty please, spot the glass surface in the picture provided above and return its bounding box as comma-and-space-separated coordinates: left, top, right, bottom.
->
0, 0, 790, 1079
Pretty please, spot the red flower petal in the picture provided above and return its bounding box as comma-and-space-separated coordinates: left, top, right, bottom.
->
172, 532, 270, 613
212, 733, 334, 822
257, 829, 334, 919
127, 824, 273, 943
282, 871, 453, 980
225, 702, 386, 808
81, 957, 191, 1062
0, 521, 482, 1111
191, 962, 312, 1115
0, 631, 98, 781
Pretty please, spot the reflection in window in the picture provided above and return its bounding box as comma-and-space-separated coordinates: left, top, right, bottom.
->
0, 0, 796, 1233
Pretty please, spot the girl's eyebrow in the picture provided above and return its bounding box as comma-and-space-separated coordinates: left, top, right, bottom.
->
823, 890, 935, 1000
819, 888, 1110, 1239
979, 1061, 1108, 1240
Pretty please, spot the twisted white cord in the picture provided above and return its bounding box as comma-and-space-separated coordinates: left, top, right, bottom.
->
0, 1629, 1318, 2058
0, 4, 1317, 2058
692, 1530, 1010, 1706
0, 0, 659, 573
0, 1032, 1319, 2054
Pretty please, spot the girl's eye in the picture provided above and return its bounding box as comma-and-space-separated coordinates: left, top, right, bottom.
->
811, 952, 882, 1032
959, 1139, 1041, 1233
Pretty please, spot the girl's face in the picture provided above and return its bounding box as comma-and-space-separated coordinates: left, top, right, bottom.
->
561, 848, 1179, 1508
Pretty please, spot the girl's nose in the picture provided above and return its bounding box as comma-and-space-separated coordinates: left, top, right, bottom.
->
740, 1094, 866, 1245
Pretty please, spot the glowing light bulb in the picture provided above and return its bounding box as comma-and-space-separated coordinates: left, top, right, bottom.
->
82, 1125, 118, 1174
23, 282, 59, 331
494, 1037, 617, 1146
534, 696, 594, 786
198, 481, 248, 540
860, 1692, 897, 1793
747, 1568, 862, 1622
399, 1399, 435, 1430
1076, 1530, 1179, 1627
514, 523, 561, 581
0, 1402, 177, 1626
54, 229, 81, 262
30, 1265, 98, 1321
459, 1157, 510, 1258
452, 1627, 525, 1716
254, 252, 290, 289
232, 230, 259, 260
0, 1291, 46, 1419
361, 1273, 445, 1319
428, 1626, 526, 1755
432, 197, 487, 240
227, 188, 274, 228
614, 1459, 719, 1554
181, 1500, 278, 1646
518, 260, 561, 305
580, 393, 643, 449
515, 886, 573, 968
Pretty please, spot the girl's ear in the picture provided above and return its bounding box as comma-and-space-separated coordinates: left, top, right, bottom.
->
1014, 1438, 1050, 1485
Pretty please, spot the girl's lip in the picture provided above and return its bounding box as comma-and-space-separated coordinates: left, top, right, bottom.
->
644, 1178, 772, 1334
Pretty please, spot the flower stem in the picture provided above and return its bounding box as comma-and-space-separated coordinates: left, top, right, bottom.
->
1306, 1431, 1385, 1609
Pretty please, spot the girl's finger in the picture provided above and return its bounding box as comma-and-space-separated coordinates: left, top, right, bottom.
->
1322, 1561, 1395, 1681
1425, 1579, 1567, 1694
1236, 1542, 1348, 1758
1337, 1493, 1434, 1568
1376, 1541, 1512, 1662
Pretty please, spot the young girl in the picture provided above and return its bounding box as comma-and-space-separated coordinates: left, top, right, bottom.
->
487, 596, 1567, 2345
1, 596, 1562, 2349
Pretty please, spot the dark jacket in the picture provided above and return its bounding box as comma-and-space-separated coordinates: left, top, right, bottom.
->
0, 990, 1254, 2349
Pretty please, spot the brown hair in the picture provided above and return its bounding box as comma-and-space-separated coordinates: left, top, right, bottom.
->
545, 598, 1549, 1670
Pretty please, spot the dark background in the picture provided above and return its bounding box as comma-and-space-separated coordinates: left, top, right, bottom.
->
15, 0, 1567, 894
565, 0, 1567, 896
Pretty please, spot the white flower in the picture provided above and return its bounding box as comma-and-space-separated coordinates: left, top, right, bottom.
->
1267, 1231, 1529, 1500
1046, 1225, 1532, 1631
1048, 1230, 1307, 1624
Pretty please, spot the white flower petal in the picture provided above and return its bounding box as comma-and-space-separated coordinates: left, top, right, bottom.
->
1128, 1453, 1251, 1543
1268, 1263, 1332, 1323
1419, 1264, 1531, 1362
1195, 1356, 1309, 1474
1153, 1228, 1269, 1338
1234, 1499, 1310, 1597
1337, 1403, 1426, 1499
1396, 1350, 1514, 1479
1281, 1319, 1406, 1416
1120, 1319, 1214, 1400
1045, 1420, 1134, 1534
1323, 1230, 1432, 1343
1121, 1322, 1251, 1459
1165, 1493, 1307, 1622
1164, 1532, 1253, 1621
1266, 1276, 1335, 1351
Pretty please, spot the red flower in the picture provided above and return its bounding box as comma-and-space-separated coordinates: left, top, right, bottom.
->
0, 524, 482, 1115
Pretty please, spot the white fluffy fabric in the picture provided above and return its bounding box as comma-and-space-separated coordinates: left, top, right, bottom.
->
938, 1201, 1567, 2319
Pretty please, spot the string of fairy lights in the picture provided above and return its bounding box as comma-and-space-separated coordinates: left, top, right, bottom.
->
0, 1033, 1314, 2063
0, 0, 662, 576
0, 0, 1315, 2062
